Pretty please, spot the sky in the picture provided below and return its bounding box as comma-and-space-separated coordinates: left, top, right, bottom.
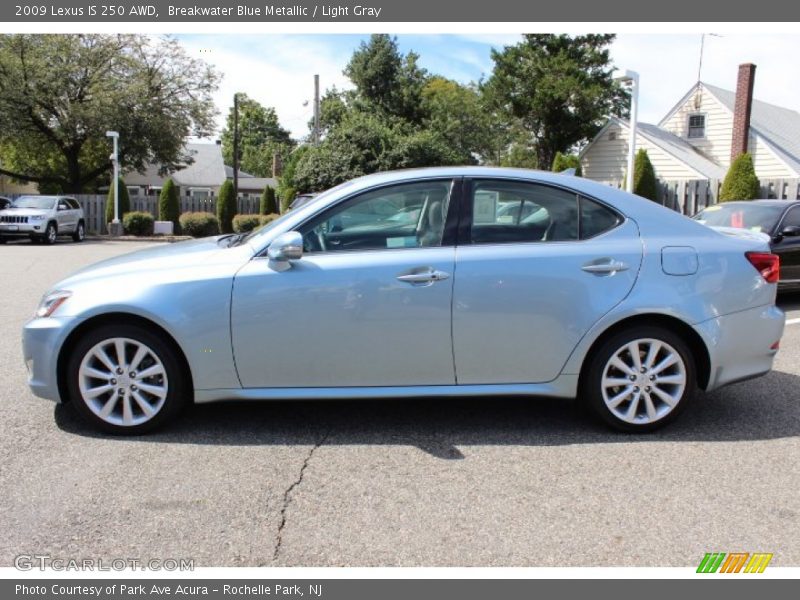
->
176, 33, 800, 140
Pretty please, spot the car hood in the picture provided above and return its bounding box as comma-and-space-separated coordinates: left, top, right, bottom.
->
0, 208, 49, 217
55, 236, 254, 289
709, 226, 772, 244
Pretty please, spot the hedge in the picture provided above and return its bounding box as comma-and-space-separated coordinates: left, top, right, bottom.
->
122, 211, 155, 236
179, 212, 220, 238
232, 213, 280, 233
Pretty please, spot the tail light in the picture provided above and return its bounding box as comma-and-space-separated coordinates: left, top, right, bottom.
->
745, 252, 780, 284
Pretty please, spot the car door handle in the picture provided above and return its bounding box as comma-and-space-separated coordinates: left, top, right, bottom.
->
582, 259, 629, 274
396, 269, 451, 285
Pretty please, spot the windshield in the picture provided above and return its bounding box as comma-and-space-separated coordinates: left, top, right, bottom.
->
239, 181, 356, 246
11, 196, 57, 210
694, 204, 783, 234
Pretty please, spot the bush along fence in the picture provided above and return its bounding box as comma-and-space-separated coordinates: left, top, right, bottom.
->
608, 178, 800, 216
68, 195, 262, 235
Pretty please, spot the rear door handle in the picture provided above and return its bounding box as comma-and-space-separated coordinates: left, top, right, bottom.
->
582, 259, 629, 274
396, 269, 450, 285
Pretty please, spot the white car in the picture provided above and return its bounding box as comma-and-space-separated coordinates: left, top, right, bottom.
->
0, 195, 86, 244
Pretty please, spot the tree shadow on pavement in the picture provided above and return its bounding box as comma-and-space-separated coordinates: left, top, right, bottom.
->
54, 369, 800, 459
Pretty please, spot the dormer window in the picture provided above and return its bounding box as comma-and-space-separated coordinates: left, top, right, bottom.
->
688, 114, 705, 138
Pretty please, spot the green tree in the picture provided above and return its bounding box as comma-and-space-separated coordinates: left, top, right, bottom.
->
0, 34, 219, 192
216, 180, 236, 234
105, 177, 131, 227
260, 185, 277, 215
551, 151, 582, 176
482, 34, 628, 170
221, 93, 293, 178
720, 152, 760, 201
632, 149, 658, 200
158, 178, 180, 233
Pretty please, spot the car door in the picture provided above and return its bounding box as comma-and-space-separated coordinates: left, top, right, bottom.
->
772, 205, 800, 284
56, 199, 74, 232
230, 179, 458, 388
452, 178, 643, 385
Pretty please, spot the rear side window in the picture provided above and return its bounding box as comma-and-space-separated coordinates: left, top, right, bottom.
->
580, 196, 622, 239
468, 180, 621, 244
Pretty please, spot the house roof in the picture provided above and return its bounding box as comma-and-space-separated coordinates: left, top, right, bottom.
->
223, 165, 278, 191
124, 143, 227, 188
700, 83, 800, 175
580, 117, 727, 179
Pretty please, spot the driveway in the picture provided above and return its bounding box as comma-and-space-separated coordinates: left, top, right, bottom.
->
1, 241, 798, 567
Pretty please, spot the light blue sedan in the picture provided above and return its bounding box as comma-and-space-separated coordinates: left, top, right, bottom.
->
23, 167, 785, 433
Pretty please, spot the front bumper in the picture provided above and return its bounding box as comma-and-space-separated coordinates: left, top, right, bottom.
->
0, 221, 46, 236
698, 303, 785, 391
22, 316, 81, 402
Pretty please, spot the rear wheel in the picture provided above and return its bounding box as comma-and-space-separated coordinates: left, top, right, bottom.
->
583, 326, 696, 432
66, 324, 188, 434
72, 221, 85, 242
43, 222, 57, 245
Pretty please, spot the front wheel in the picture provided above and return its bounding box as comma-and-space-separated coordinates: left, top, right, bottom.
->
582, 326, 696, 432
66, 324, 188, 434
43, 222, 57, 245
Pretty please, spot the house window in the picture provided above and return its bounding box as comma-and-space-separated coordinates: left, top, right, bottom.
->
608, 132, 617, 141
688, 114, 705, 139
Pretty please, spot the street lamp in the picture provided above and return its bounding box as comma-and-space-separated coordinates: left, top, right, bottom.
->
106, 131, 120, 227
614, 70, 639, 193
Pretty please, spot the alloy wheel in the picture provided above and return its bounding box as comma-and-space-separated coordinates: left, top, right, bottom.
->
600, 337, 687, 425
77, 337, 169, 427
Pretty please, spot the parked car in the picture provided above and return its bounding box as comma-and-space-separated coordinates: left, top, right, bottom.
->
694, 200, 800, 290
23, 168, 784, 434
0, 196, 11, 210
0, 195, 86, 244
288, 193, 318, 211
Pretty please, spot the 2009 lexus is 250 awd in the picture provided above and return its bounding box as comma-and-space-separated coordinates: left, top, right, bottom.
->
23, 167, 785, 434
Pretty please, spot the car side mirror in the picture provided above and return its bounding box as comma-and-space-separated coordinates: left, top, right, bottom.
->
267, 231, 304, 262
780, 225, 800, 237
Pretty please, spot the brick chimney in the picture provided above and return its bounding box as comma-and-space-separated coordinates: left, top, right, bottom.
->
730, 63, 756, 162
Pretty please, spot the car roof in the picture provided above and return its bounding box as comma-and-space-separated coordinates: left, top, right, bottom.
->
701, 199, 800, 208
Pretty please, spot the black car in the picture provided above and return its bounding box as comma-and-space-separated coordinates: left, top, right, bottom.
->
694, 200, 800, 290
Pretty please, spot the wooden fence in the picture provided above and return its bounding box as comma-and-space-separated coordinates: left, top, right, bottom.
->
611, 178, 800, 216
72, 195, 261, 234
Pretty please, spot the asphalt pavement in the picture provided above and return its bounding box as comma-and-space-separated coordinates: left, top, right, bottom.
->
1, 240, 798, 567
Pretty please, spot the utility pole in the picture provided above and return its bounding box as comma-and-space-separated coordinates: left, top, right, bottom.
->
313, 74, 320, 145
233, 92, 240, 199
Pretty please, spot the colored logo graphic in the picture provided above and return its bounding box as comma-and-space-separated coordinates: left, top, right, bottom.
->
696, 552, 773, 573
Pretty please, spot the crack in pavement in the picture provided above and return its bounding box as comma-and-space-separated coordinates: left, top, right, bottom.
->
272, 432, 329, 561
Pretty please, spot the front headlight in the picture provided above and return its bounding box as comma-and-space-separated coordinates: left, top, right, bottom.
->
36, 290, 72, 318
28, 215, 46, 221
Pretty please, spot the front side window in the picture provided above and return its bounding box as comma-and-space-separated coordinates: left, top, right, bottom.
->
299, 180, 452, 253
66, 198, 80, 210
688, 114, 705, 138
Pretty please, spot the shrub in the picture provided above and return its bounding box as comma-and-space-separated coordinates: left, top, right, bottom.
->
280, 186, 296, 213
720, 152, 760, 201
632, 149, 658, 201
179, 212, 220, 238
105, 177, 131, 229
551, 151, 582, 176
216, 180, 236, 233
232, 213, 280, 233
122, 211, 154, 236
260, 186, 278, 215
158, 178, 181, 234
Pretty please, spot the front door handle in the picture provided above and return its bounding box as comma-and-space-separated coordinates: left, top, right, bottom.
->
396, 269, 451, 285
582, 259, 629, 274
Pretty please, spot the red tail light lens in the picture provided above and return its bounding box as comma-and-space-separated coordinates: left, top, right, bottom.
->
745, 252, 780, 284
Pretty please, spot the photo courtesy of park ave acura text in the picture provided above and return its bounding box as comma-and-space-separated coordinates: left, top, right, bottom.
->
1, 28, 799, 573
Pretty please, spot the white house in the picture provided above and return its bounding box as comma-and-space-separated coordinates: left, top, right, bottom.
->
581, 64, 800, 187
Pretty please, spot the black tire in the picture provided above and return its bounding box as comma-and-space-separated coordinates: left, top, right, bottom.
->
582, 325, 696, 432
43, 221, 57, 245
0, 236, 6, 244
72, 220, 85, 242
66, 323, 189, 434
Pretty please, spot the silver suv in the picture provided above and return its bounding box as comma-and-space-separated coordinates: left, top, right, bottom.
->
0, 196, 85, 244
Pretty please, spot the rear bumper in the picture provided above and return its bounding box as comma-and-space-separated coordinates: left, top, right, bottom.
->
698, 303, 785, 391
